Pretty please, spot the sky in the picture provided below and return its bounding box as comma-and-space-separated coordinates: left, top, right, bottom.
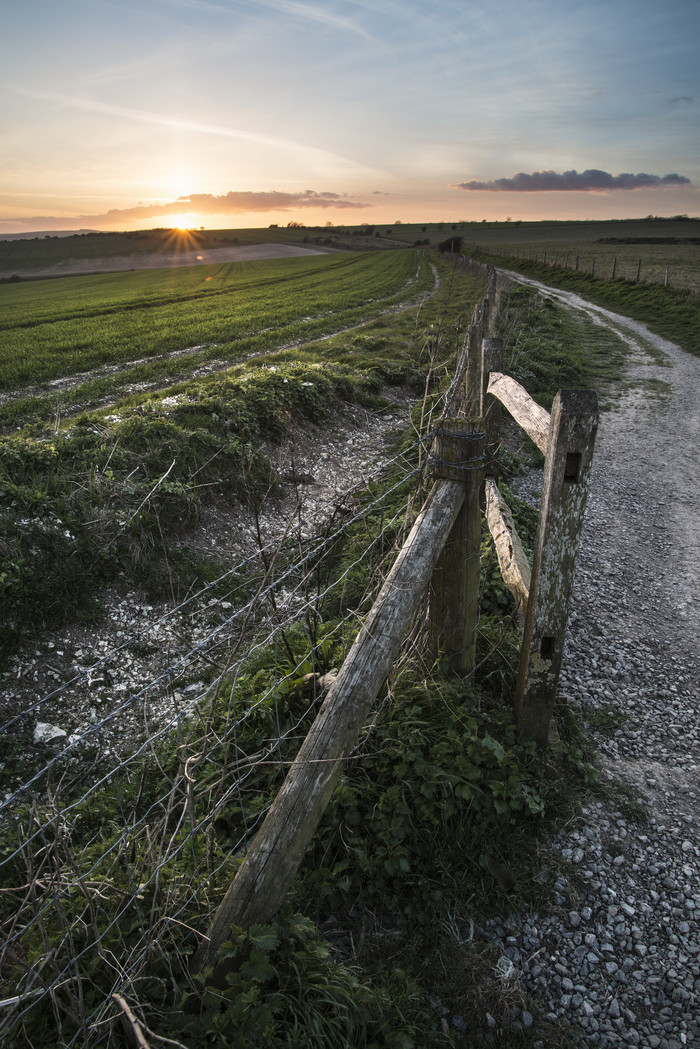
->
2, 0, 699, 233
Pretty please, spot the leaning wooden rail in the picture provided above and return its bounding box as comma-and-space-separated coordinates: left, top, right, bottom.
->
193, 476, 470, 974
484, 478, 531, 614
512, 389, 598, 745
487, 371, 550, 455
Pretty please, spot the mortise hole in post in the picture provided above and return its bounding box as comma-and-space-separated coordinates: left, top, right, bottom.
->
540, 636, 555, 660
564, 452, 582, 484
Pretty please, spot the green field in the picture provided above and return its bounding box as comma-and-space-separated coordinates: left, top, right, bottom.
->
0, 249, 432, 428
0, 247, 486, 653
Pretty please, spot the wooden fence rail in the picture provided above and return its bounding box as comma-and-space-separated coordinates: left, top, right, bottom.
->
483, 374, 597, 745
194, 474, 468, 974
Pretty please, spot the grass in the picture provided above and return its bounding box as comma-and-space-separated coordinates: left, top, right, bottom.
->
488, 253, 700, 359
0, 250, 434, 429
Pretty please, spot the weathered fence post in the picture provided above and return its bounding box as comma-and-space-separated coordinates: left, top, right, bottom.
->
464, 305, 484, 416
429, 418, 484, 674
513, 389, 598, 746
481, 337, 504, 479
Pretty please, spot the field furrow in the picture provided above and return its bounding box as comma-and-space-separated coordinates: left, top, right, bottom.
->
0, 249, 436, 428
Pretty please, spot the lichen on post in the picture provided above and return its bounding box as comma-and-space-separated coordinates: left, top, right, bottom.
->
514, 389, 598, 746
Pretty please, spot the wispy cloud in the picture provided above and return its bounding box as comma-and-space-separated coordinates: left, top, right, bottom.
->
1, 189, 370, 232
15, 89, 385, 179
159, 0, 378, 41
668, 96, 693, 108
18, 89, 315, 150
165, 189, 368, 213
452, 169, 692, 192
245, 0, 376, 41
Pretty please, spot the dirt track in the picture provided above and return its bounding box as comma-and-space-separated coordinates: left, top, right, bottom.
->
499, 271, 700, 1046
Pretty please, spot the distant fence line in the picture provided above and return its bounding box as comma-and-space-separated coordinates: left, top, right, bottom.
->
472, 243, 695, 292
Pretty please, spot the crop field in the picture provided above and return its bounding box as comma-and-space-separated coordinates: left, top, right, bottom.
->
0, 248, 434, 429
0, 246, 487, 652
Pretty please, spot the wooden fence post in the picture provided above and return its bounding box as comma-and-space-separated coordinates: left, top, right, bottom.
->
429, 419, 484, 674
481, 337, 504, 479
513, 389, 598, 746
464, 305, 484, 416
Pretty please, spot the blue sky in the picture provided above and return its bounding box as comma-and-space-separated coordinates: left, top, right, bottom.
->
2, 0, 698, 231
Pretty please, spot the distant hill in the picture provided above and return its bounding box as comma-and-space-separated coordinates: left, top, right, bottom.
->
0, 229, 100, 241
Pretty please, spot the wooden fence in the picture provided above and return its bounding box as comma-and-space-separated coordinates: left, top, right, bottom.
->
193, 266, 598, 975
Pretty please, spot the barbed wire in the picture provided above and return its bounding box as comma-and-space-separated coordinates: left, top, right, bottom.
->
0, 451, 424, 1040
1, 459, 422, 819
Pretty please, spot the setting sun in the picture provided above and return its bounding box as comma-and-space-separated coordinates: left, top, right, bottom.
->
171, 213, 198, 230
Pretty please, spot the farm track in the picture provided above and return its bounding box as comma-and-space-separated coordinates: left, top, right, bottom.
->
492, 271, 700, 1047
0, 261, 440, 423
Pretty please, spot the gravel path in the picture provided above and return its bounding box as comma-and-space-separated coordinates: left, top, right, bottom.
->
488, 276, 700, 1048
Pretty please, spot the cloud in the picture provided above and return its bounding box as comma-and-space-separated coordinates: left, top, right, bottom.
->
161, 0, 378, 42
241, 0, 378, 42
668, 96, 693, 107
451, 169, 692, 192
0, 190, 371, 233
16, 90, 387, 180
